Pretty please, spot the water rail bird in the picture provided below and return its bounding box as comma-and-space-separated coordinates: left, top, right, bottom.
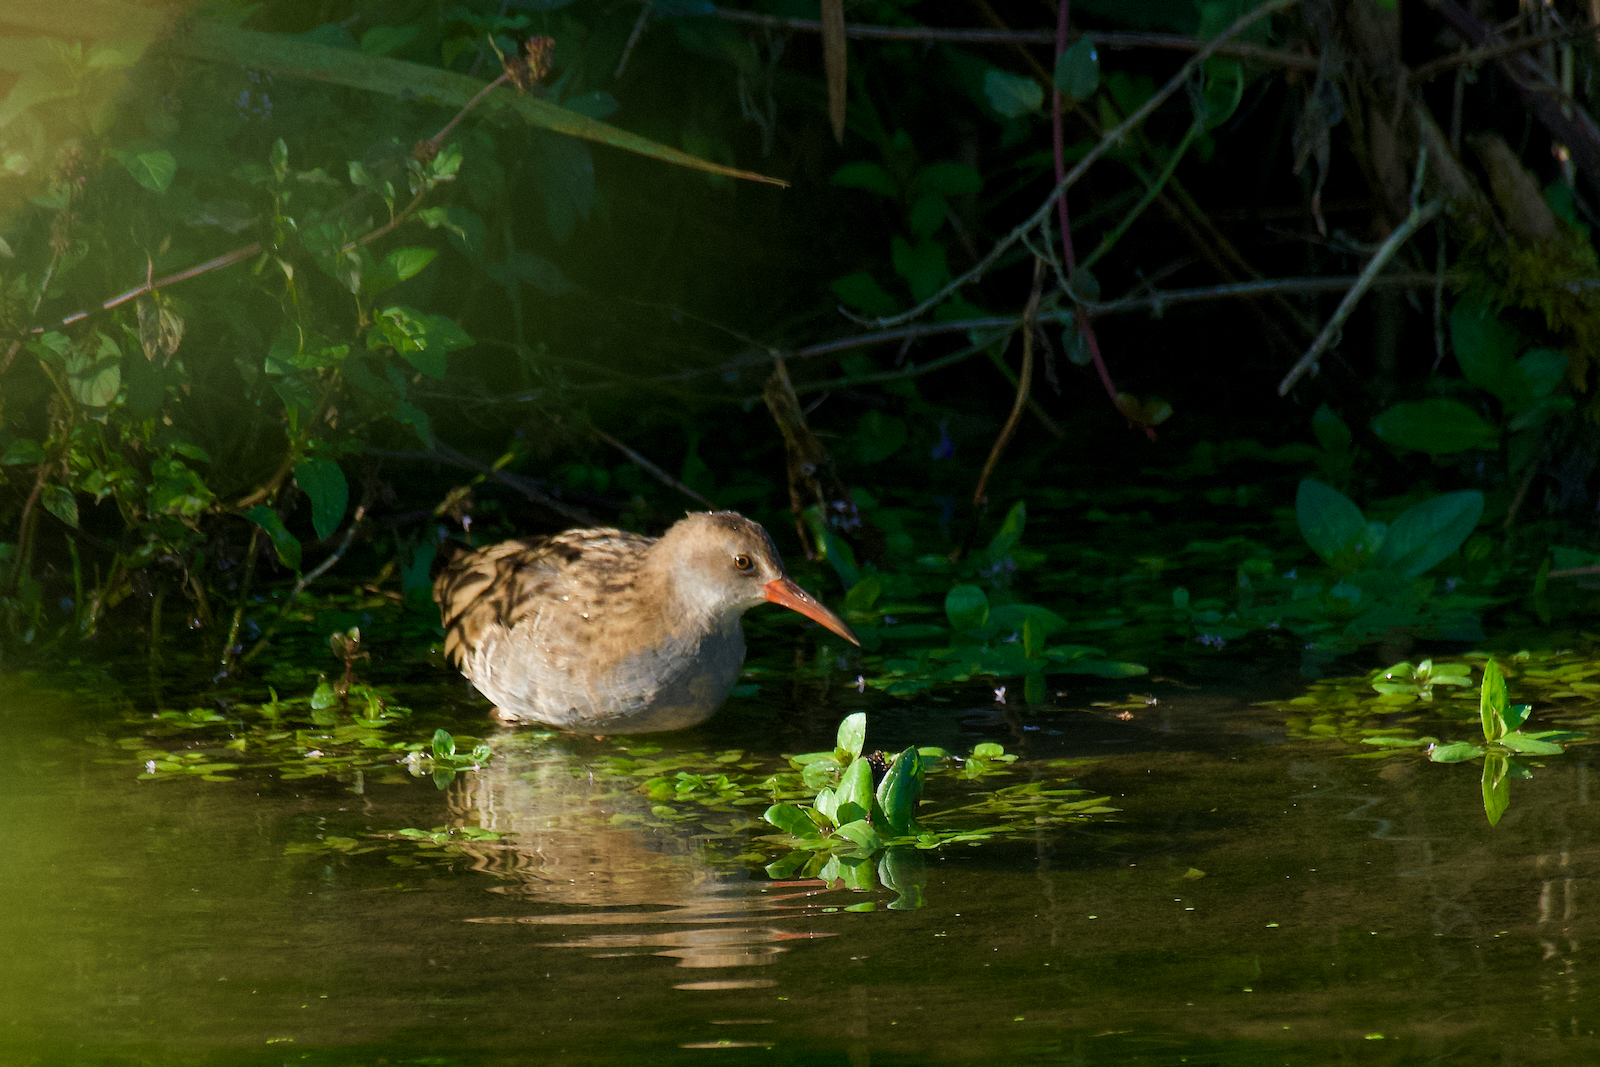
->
433, 511, 858, 733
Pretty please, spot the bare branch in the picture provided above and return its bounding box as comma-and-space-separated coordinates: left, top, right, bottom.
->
1278, 200, 1445, 396
707, 5, 1317, 70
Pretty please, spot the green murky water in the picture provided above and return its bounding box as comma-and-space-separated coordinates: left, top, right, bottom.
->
3, 670, 1597, 1067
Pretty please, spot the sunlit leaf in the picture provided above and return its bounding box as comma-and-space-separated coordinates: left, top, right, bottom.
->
41, 484, 78, 528
1499, 732, 1563, 755
119, 148, 177, 193
875, 746, 924, 836
836, 712, 867, 759
1482, 752, 1510, 826
243, 505, 302, 570
1480, 657, 1508, 743
1428, 741, 1486, 763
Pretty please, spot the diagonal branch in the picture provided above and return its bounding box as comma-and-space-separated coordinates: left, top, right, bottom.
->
1278, 200, 1444, 395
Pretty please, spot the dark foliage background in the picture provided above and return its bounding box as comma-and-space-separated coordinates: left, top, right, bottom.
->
6, 0, 1600, 688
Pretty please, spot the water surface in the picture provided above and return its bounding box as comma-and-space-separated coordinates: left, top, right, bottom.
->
3, 673, 1596, 1065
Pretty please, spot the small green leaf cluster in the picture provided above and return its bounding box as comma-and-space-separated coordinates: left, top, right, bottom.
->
757, 713, 1115, 900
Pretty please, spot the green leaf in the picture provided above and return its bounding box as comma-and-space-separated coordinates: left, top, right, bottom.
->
431, 728, 456, 759
984, 69, 1043, 117
1517, 348, 1567, 401
363, 247, 438, 296
1371, 400, 1498, 454
41, 484, 78, 528
1502, 703, 1533, 733
875, 746, 924, 836
1480, 657, 1508, 743
1482, 753, 1510, 826
830, 272, 899, 317
910, 162, 983, 198
908, 193, 947, 238
369, 305, 474, 378
65, 332, 122, 407
359, 25, 418, 56
310, 679, 339, 709
1, 438, 46, 465
147, 458, 214, 517
1429, 741, 1486, 763
878, 847, 927, 910
835, 756, 876, 822
1199, 57, 1243, 127
854, 410, 907, 463
764, 803, 819, 837
1054, 37, 1100, 101
1451, 297, 1522, 399
1312, 404, 1352, 453
1375, 491, 1483, 577
836, 712, 867, 759
1051, 657, 1147, 678
1296, 479, 1366, 564
844, 575, 882, 615
945, 584, 989, 630
243, 506, 302, 570
890, 235, 950, 303
831, 161, 898, 197
987, 499, 1026, 558
294, 457, 348, 541
119, 149, 177, 193
1500, 732, 1563, 755
988, 604, 1065, 640
834, 818, 885, 855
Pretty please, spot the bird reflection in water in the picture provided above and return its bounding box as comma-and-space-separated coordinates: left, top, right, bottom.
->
445, 731, 843, 981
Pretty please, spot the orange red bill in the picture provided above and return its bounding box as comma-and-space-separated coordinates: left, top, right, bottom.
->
762, 577, 860, 646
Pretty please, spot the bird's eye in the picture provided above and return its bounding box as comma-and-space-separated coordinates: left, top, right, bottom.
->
733, 554, 753, 571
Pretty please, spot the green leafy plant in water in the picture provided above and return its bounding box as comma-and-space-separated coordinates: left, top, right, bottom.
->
1355, 657, 1586, 825
758, 713, 1114, 908
117, 673, 489, 786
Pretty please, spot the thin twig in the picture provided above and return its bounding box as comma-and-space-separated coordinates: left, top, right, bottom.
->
1410, 26, 1577, 83
775, 328, 1015, 399
868, 0, 1300, 330
218, 526, 263, 676
1549, 565, 1600, 578
1277, 200, 1444, 395
706, 5, 1317, 69
615, 1, 652, 78
973, 258, 1046, 507
593, 427, 715, 508
1503, 457, 1541, 531
240, 500, 373, 665
1074, 117, 1204, 280
372, 441, 596, 524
